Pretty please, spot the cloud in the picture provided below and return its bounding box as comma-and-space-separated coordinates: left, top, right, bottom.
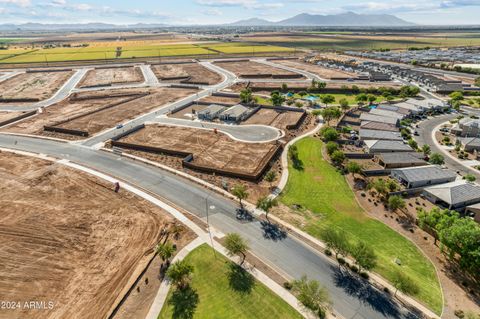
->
196, 0, 282, 10
343, 0, 480, 14
0, 0, 30, 7
201, 8, 223, 15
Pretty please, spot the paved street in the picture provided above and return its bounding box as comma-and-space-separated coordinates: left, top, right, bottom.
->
0, 134, 420, 319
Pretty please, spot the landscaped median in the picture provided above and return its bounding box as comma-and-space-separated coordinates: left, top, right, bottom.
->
279, 137, 443, 315
158, 244, 303, 319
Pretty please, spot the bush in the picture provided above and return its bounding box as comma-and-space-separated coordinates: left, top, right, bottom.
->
383, 287, 390, 294
326, 141, 339, 156
283, 281, 293, 290
349, 264, 359, 273
337, 257, 346, 265
360, 272, 369, 279
454, 309, 465, 318
320, 127, 339, 142
324, 249, 332, 256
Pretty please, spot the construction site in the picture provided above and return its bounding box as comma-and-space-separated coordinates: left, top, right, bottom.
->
76, 66, 144, 88
0, 151, 194, 319
151, 62, 222, 85
214, 60, 304, 79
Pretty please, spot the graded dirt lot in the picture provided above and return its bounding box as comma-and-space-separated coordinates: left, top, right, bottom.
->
197, 95, 239, 105
0, 111, 34, 126
274, 59, 357, 79
0, 71, 73, 102
243, 107, 304, 130
151, 62, 222, 85
169, 104, 208, 119
214, 60, 302, 78
117, 124, 279, 177
77, 66, 144, 88
0, 151, 185, 319
3, 87, 197, 139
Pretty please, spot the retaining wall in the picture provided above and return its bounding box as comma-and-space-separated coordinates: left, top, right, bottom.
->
0, 110, 36, 127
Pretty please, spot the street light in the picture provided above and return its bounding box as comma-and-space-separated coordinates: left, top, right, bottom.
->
205, 192, 217, 259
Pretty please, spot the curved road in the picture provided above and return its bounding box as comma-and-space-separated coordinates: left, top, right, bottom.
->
0, 134, 419, 319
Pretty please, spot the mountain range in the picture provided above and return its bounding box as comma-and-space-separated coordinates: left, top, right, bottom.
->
229, 12, 414, 27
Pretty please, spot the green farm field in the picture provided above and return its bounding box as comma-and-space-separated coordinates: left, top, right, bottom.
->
158, 244, 302, 319
279, 137, 443, 314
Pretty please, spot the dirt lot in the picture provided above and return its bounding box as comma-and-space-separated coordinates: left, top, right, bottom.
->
214, 60, 302, 78
275, 59, 357, 79
118, 124, 279, 176
77, 66, 144, 88
151, 63, 222, 85
243, 107, 304, 130
0, 111, 33, 126
0, 151, 194, 319
169, 104, 208, 119
197, 95, 239, 105
0, 71, 73, 101
3, 87, 197, 139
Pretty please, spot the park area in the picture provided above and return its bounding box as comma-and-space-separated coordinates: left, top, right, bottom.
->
0, 151, 179, 319
0, 70, 73, 103
77, 66, 144, 88
278, 137, 443, 314
151, 62, 222, 85
158, 244, 302, 319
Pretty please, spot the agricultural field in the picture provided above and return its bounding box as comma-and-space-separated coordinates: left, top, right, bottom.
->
158, 244, 302, 319
0, 151, 177, 319
77, 66, 144, 88
279, 137, 443, 314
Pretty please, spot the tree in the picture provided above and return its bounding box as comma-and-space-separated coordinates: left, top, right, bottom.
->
422, 144, 431, 156
317, 81, 327, 90
256, 196, 278, 221
391, 271, 419, 297
224, 233, 249, 265
166, 260, 194, 289
326, 141, 339, 156
369, 178, 388, 198
156, 241, 176, 262
270, 90, 285, 106
330, 150, 345, 166
356, 93, 368, 105
464, 174, 476, 182
386, 179, 399, 192
475, 77, 480, 87
321, 228, 350, 259
240, 88, 253, 104
388, 195, 406, 213
339, 98, 349, 110
292, 276, 330, 319
346, 161, 362, 179
232, 184, 248, 209
320, 127, 339, 142
407, 138, 418, 150
429, 152, 445, 165
264, 170, 277, 188
281, 83, 288, 92
449, 91, 464, 102
351, 241, 377, 272
367, 94, 377, 105
320, 106, 341, 125
320, 94, 335, 107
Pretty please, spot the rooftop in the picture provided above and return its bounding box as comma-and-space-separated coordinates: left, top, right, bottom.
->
376, 152, 426, 165
364, 140, 413, 152
424, 180, 480, 205
359, 129, 402, 141
392, 165, 457, 183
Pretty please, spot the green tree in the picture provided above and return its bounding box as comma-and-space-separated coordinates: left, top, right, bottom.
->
292, 276, 330, 319
156, 241, 176, 262
346, 161, 362, 179
264, 170, 277, 188
256, 196, 278, 221
281, 83, 288, 92
240, 88, 253, 104
449, 91, 464, 102
339, 98, 350, 110
464, 174, 476, 182
351, 241, 377, 272
320, 127, 339, 142
321, 228, 350, 259
224, 233, 249, 265
391, 271, 419, 297
232, 184, 248, 209
166, 260, 194, 289
317, 81, 327, 90
320, 94, 335, 107
388, 195, 406, 213
475, 77, 480, 87
356, 93, 368, 105
320, 106, 341, 125
429, 152, 445, 165
369, 178, 388, 198
270, 90, 285, 106
386, 179, 400, 192
422, 144, 431, 156
288, 144, 303, 170
407, 138, 418, 150
326, 141, 339, 156
330, 150, 345, 166
367, 94, 377, 105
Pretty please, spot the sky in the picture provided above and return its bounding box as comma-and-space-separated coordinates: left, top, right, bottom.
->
0, 0, 479, 25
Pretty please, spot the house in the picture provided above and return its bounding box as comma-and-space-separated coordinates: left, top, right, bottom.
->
364, 140, 413, 154
219, 104, 250, 122
359, 113, 399, 126
361, 121, 399, 132
197, 104, 225, 120
459, 137, 480, 152
377, 104, 411, 116
451, 118, 480, 137
405, 98, 446, 111
465, 203, 480, 224
392, 102, 422, 115
359, 129, 403, 141
375, 152, 427, 168
369, 108, 405, 120
423, 180, 480, 211
391, 165, 457, 189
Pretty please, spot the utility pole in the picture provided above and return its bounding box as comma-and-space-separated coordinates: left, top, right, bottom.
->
205, 193, 217, 259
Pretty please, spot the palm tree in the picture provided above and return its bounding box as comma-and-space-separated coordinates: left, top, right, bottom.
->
224, 233, 249, 265
166, 260, 194, 289
231, 184, 248, 209
256, 196, 278, 222
264, 170, 277, 189
156, 241, 176, 262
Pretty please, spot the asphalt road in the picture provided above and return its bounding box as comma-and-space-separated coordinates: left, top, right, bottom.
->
0, 134, 420, 319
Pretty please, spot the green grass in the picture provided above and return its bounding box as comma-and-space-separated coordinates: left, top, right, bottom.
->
255, 93, 400, 106
280, 137, 443, 314
158, 244, 302, 319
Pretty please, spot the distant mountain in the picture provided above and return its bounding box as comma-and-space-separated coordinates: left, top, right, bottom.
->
0, 22, 170, 31
230, 12, 415, 27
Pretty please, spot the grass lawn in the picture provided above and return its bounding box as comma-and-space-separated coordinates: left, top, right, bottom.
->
255, 93, 401, 107
280, 137, 443, 315
158, 244, 302, 319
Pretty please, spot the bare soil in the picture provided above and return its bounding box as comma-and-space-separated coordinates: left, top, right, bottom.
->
77, 66, 144, 88
214, 61, 302, 78
0, 151, 194, 319
0, 111, 32, 125
169, 104, 208, 120
197, 95, 240, 105
119, 124, 279, 175
275, 59, 357, 79
0, 71, 74, 101
243, 108, 304, 130
151, 63, 222, 85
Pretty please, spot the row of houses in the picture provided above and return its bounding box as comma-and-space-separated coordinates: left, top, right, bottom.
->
314, 59, 392, 82
197, 104, 252, 123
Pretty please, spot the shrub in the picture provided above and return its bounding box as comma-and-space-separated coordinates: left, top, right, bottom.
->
360, 272, 369, 279
337, 257, 346, 265
324, 249, 332, 256
283, 281, 293, 290
349, 264, 359, 273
